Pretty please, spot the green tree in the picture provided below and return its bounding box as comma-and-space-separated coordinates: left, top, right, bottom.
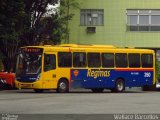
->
21, 0, 58, 45
0, 0, 58, 72
0, 0, 25, 72
0, 0, 79, 72
59, 0, 80, 43
156, 60, 160, 82
37, 13, 66, 45
37, 0, 80, 45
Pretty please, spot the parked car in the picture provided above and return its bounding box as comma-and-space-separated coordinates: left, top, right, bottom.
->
0, 72, 15, 90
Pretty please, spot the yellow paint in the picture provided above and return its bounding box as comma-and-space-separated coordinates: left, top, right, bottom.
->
87, 69, 110, 79
15, 44, 156, 90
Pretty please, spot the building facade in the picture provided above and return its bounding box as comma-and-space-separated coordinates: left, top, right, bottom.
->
68, 0, 160, 49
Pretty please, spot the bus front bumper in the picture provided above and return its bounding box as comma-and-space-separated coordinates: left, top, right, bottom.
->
15, 80, 42, 89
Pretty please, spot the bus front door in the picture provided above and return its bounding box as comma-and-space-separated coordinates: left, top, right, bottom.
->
42, 53, 57, 89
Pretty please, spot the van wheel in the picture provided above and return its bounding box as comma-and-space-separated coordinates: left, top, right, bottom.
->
34, 89, 44, 93
91, 88, 104, 93
112, 79, 125, 93
56, 79, 69, 93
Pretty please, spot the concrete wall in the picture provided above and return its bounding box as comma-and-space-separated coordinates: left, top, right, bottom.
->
68, 0, 160, 48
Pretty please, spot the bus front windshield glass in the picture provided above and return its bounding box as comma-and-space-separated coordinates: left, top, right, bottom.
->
16, 50, 42, 76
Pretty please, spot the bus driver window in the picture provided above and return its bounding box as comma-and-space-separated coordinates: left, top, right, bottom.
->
44, 54, 56, 72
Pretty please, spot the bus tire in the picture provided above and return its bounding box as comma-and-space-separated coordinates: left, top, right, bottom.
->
91, 88, 104, 93
112, 79, 125, 93
34, 89, 44, 93
56, 79, 69, 93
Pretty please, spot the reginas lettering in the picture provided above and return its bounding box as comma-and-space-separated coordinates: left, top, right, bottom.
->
87, 69, 110, 79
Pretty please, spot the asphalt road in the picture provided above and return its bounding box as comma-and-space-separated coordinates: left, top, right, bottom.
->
0, 88, 160, 120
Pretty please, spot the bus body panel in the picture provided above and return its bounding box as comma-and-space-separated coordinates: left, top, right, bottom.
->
71, 69, 154, 89
15, 44, 156, 92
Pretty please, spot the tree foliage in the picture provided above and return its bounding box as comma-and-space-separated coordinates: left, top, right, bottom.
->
21, 0, 58, 45
0, 0, 25, 72
37, 0, 80, 44
37, 13, 66, 45
22, 0, 80, 45
59, 0, 80, 43
0, 0, 79, 72
0, 0, 58, 72
156, 60, 160, 82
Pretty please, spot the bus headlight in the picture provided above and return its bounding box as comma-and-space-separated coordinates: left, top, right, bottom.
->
36, 75, 40, 81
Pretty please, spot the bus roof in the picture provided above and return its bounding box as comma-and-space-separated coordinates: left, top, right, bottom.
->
21, 44, 154, 53
59, 44, 115, 48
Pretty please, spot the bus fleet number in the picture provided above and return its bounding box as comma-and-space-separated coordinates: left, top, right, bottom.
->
144, 72, 151, 78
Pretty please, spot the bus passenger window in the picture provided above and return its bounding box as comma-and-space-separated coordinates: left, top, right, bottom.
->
141, 54, 153, 68
115, 53, 128, 68
128, 54, 140, 68
73, 52, 86, 67
102, 53, 114, 68
44, 54, 56, 72
58, 52, 72, 67
87, 53, 101, 67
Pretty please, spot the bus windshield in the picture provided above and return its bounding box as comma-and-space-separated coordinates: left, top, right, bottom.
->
16, 49, 42, 76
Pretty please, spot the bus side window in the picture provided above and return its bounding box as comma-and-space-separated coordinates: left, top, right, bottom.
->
128, 53, 140, 68
141, 54, 153, 68
115, 53, 128, 68
87, 53, 101, 67
102, 53, 114, 68
73, 52, 86, 67
58, 52, 72, 67
44, 54, 56, 72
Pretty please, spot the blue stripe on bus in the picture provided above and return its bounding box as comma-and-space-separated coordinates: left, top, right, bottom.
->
70, 69, 153, 89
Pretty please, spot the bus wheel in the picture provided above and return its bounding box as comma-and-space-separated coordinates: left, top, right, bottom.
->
91, 88, 104, 93
112, 79, 125, 93
34, 89, 44, 93
56, 79, 69, 93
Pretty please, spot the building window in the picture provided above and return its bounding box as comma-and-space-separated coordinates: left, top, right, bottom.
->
127, 9, 160, 31
80, 9, 104, 26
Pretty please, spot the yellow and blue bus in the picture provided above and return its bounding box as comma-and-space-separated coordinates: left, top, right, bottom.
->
15, 44, 156, 93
